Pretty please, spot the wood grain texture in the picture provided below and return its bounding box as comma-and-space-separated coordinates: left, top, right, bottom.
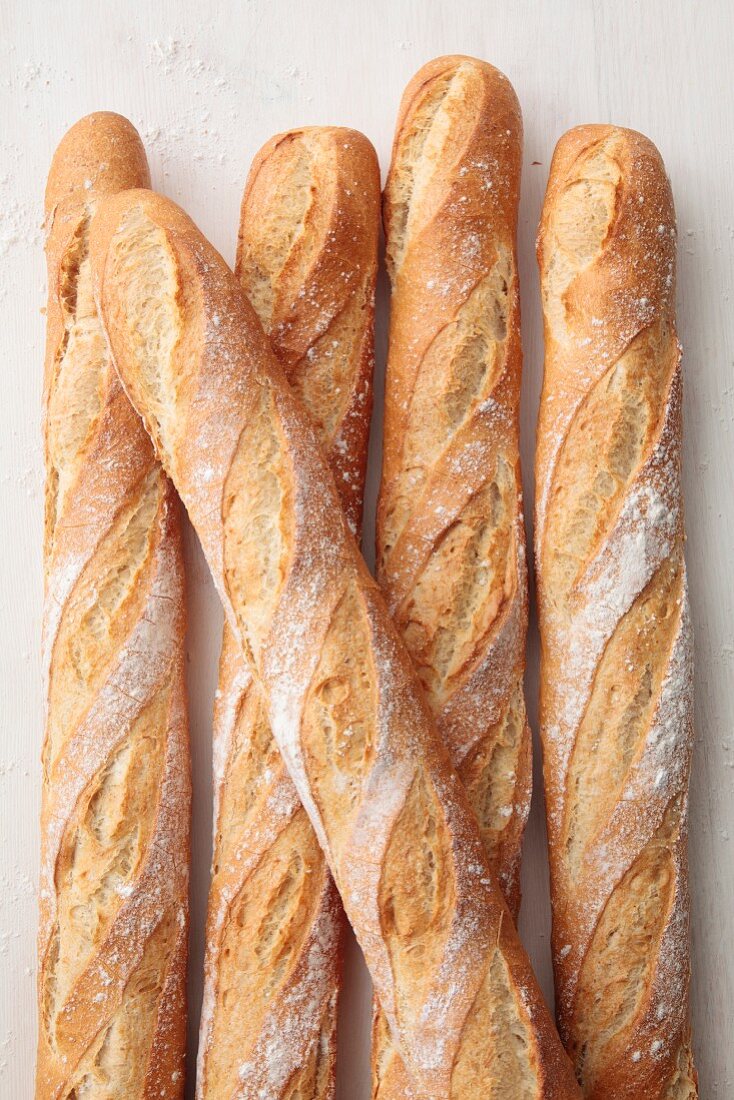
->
2, 3, 733, 1098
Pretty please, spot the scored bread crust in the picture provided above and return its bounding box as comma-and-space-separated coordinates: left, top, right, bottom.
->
536, 126, 697, 1098
373, 55, 532, 1099
196, 128, 379, 1100
238, 127, 378, 536
38, 115, 189, 1099
90, 189, 582, 1100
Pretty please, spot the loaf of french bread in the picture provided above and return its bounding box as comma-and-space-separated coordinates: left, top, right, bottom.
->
90, 188, 582, 1100
196, 127, 379, 1099
536, 125, 697, 1098
38, 115, 189, 1099
373, 55, 532, 1099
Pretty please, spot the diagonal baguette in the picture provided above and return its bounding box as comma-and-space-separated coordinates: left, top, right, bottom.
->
373, 55, 532, 1098
89, 188, 582, 1100
38, 115, 189, 1099
535, 125, 697, 1098
197, 127, 379, 1100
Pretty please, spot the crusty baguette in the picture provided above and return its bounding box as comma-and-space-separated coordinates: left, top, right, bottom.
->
535, 125, 697, 1098
237, 128, 378, 537
89, 189, 582, 1100
38, 115, 189, 1098
373, 55, 532, 1099
196, 128, 379, 1100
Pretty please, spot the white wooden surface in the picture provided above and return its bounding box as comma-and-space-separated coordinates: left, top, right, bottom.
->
1, 1, 732, 1095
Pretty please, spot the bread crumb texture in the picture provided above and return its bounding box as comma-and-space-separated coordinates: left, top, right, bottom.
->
105, 210, 182, 471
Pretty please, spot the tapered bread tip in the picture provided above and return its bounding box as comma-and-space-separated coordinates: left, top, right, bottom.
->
45, 112, 150, 213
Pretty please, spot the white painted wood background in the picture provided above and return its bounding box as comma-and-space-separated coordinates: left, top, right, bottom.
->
1, 1, 732, 1095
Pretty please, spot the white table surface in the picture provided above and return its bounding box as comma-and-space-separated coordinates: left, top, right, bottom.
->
2, 1, 732, 1095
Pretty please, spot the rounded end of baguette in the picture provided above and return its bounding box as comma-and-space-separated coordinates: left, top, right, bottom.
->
384, 55, 522, 283
45, 112, 151, 215
247, 124, 379, 179
235, 124, 380, 536
537, 122, 675, 275
394, 53, 521, 142
238, 125, 381, 292
401, 53, 518, 90
236, 121, 381, 355
553, 121, 666, 152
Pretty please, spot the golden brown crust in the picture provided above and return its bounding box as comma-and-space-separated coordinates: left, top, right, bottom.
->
44, 112, 151, 216
90, 188, 581, 1100
536, 125, 697, 1098
196, 128, 379, 1100
373, 56, 532, 1098
38, 115, 189, 1099
237, 126, 379, 534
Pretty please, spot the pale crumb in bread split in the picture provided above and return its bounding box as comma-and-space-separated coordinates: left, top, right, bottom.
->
104, 207, 182, 469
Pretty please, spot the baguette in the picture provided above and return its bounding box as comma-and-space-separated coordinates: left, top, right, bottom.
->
89, 189, 582, 1099
197, 127, 379, 1099
38, 115, 189, 1098
373, 55, 531, 1098
535, 125, 697, 1098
